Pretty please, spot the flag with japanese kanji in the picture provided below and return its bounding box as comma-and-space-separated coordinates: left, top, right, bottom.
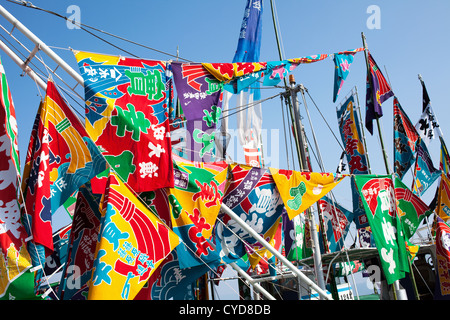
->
0, 56, 36, 300
167, 155, 228, 269
21, 80, 106, 257
74, 51, 174, 192
88, 170, 179, 300
220, 163, 285, 268
354, 175, 409, 285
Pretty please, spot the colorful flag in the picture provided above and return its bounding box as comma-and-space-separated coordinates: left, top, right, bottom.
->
270, 168, 346, 220
333, 52, 356, 103
354, 175, 409, 285
393, 97, 419, 179
221, 164, 284, 268
88, 170, 179, 300
232, 0, 263, 63
21, 80, 106, 254
0, 56, 35, 300
144, 249, 210, 300
282, 211, 312, 261
365, 52, 394, 135
437, 173, 450, 225
336, 95, 369, 228
74, 51, 174, 192
318, 196, 354, 253
419, 76, 431, 112
411, 138, 441, 196
394, 177, 432, 239
223, 0, 264, 151
58, 181, 103, 300
435, 216, 450, 299
172, 62, 223, 162
439, 137, 450, 179
167, 156, 228, 269
415, 103, 443, 146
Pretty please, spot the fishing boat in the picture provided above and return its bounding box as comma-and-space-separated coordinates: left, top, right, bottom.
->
0, 0, 447, 302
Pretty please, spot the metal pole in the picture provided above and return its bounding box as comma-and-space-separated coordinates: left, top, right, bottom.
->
229, 262, 276, 300
269, 0, 303, 167
221, 202, 332, 300
361, 32, 390, 175
288, 75, 327, 295
0, 5, 84, 85
0, 38, 46, 90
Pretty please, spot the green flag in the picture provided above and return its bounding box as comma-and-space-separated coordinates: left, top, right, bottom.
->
394, 177, 432, 239
354, 175, 409, 285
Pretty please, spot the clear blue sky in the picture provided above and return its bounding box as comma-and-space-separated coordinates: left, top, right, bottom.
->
0, 0, 448, 299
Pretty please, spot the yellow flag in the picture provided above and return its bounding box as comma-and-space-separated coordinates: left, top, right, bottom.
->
270, 168, 347, 220
88, 171, 179, 300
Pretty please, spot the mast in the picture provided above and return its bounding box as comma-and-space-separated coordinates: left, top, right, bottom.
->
361, 32, 390, 175
270, 0, 303, 167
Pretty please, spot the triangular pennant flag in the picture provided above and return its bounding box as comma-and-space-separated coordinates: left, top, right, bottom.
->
74, 51, 174, 192
354, 175, 409, 285
88, 170, 179, 300
269, 168, 346, 220
365, 52, 394, 135
22, 80, 107, 254
393, 97, 419, 179
167, 156, 228, 269
0, 56, 35, 300
333, 53, 356, 103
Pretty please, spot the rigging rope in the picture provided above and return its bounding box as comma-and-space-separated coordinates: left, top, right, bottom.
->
6, 0, 193, 62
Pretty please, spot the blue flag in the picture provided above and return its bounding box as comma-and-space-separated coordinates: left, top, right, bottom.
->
233, 0, 263, 63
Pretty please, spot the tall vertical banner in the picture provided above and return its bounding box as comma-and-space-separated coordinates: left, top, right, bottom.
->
336, 95, 369, 229
74, 51, 174, 192
88, 171, 179, 300
435, 217, 450, 299
354, 175, 409, 285
0, 56, 35, 300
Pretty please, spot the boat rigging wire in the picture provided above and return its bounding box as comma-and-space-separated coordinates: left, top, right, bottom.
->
6, 0, 194, 62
